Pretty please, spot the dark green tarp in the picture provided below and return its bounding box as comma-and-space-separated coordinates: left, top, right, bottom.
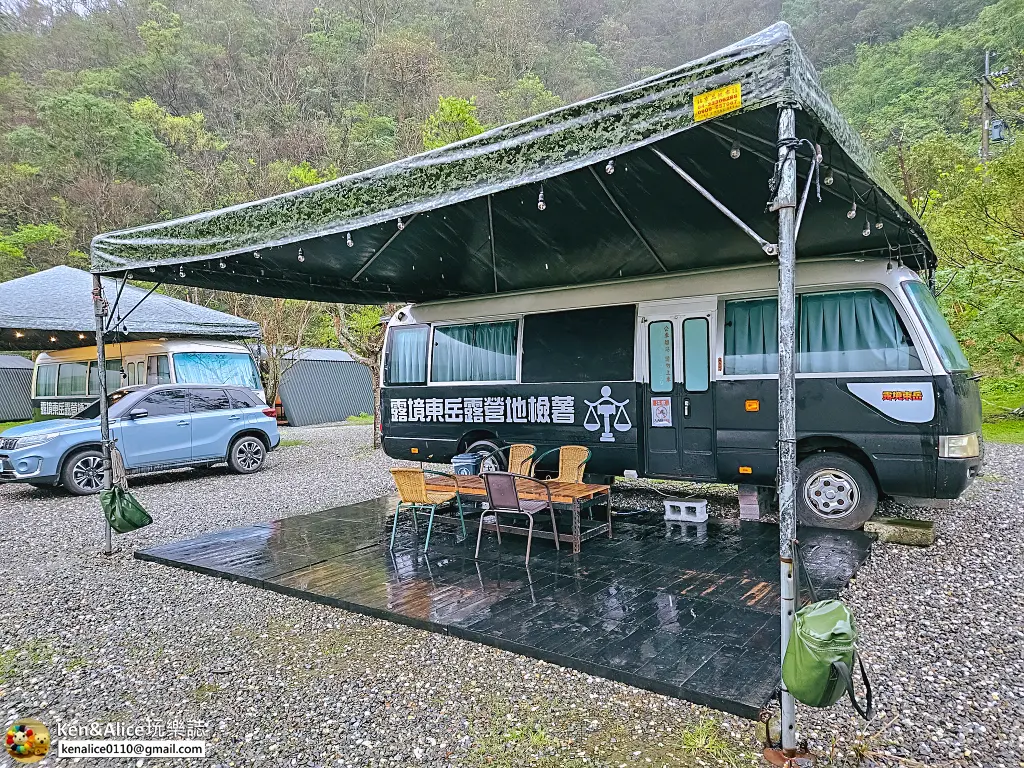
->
90, 22, 932, 303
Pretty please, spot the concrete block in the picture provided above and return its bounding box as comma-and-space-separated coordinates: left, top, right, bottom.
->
863, 516, 934, 547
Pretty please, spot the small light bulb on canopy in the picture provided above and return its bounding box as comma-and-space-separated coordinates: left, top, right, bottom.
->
346, 232, 354, 248
730, 140, 741, 160
847, 202, 857, 219
537, 186, 546, 211
823, 168, 834, 186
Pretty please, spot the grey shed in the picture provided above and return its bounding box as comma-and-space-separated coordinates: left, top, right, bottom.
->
0, 354, 33, 422
278, 349, 374, 427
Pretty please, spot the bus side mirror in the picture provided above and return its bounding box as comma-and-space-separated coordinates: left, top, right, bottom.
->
128, 408, 149, 420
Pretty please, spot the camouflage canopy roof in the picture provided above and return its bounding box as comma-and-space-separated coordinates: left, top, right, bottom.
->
91, 23, 932, 304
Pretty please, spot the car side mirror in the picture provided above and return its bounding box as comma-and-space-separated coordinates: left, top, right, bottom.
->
128, 408, 149, 420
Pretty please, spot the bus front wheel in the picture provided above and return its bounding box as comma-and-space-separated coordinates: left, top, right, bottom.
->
466, 439, 505, 472
796, 452, 877, 530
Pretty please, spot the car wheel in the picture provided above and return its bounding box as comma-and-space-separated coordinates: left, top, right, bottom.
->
466, 439, 505, 472
796, 452, 878, 530
228, 435, 266, 474
61, 449, 106, 496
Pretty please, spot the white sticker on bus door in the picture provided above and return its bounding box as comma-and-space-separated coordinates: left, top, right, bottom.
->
651, 397, 672, 427
845, 382, 935, 423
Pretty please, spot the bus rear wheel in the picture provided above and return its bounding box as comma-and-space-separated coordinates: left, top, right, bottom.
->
796, 452, 877, 530
466, 439, 505, 472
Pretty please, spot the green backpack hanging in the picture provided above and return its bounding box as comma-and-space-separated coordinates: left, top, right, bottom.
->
781, 543, 874, 719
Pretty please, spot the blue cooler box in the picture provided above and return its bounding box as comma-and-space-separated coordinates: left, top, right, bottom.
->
451, 452, 483, 476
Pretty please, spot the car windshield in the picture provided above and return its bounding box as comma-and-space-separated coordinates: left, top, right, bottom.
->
73, 389, 137, 420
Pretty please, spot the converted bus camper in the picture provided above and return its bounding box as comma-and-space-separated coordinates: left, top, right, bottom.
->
379, 258, 982, 530
32, 339, 264, 419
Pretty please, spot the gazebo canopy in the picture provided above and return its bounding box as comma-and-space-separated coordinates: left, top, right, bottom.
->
90, 23, 931, 303
0, 266, 260, 351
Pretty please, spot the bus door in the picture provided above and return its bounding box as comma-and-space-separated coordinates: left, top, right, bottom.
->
641, 301, 716, 479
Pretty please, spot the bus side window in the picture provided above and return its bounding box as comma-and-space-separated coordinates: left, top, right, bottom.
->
147, 354, 171, 384
682, 318, 709, 392
35, 364, 58, 397
386, 325, 428, 385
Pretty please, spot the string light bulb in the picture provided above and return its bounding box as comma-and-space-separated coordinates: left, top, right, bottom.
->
875, 219, 884, 230
823, 168, 834, 186
537, 186, 546, 211
149, 267, 156, 273
346, 232, 353, 248
15, 331, 23, 338
78, 333, 86, 340
397, 217, 405, 230
730, 140, 741, 160
847, 202, 857, 220
862, 218, 871, 237
605, 159, 615, 174
49, 336, 57, 343
297, 248, 305, 263
218, 260, 227, 269
179, 266, 186, 278
253, 251, 261, 259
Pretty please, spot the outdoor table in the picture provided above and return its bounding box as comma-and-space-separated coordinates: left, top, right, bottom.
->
423, 475, 612, 555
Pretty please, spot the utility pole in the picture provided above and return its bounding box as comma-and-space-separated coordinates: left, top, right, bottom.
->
981, 51, 992, 162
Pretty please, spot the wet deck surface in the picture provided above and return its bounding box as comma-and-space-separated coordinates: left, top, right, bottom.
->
136, 497, 872, 719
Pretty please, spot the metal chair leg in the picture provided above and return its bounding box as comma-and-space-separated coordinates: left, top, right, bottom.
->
525, 514, 534, 565
424, 504, 437, 553
549, 505, 560, 551
474, 508, 487, 559
494, 510, 502, 544
455, 494, 467, 543
389, 501, 403, 550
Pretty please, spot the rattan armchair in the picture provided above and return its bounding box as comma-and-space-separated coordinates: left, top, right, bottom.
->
476, 472, 559, 565
479, 443, 537, 476
530, 445, 592, 484
389, 467, 466, 553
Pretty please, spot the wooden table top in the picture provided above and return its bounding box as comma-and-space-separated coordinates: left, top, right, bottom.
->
424, 475, 610, 505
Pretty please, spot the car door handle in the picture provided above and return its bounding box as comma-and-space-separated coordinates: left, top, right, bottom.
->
683, 398, 691, 418
177, 420, 189, 426
229, 414, 241, 420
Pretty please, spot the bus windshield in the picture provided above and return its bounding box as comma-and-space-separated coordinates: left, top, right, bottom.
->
902, 281, 971, 372
172, 352, 261, 390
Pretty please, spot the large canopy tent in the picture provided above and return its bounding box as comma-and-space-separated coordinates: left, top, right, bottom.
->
0, 266, 259, 352
90, 23, 926, 754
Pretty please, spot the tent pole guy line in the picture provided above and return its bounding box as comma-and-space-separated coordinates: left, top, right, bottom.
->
587, 165, 669, 273
351, 212, 419, 282
650, 146, 778, 256
105, 274, 128, 331
112, 282, 164, 331
487, 195, 498, 293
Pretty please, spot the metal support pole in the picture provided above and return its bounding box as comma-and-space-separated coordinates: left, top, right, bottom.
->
776, 106, 799, 757
92, 274, 114, 556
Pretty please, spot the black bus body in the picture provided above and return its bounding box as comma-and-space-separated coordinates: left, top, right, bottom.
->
380, 259, 982, 529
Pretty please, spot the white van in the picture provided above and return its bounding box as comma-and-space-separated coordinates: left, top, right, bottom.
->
32, 339, 265, 418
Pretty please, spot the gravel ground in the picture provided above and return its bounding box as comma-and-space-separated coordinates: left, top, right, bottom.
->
1, 425, 1020, 767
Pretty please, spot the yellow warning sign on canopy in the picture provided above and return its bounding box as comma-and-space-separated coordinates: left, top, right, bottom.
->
693, 83, 742, 122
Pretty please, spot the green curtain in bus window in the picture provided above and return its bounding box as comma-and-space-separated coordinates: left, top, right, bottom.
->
88, 359, 123, 395
432, 321, 517, 382
724, 298, 779, 375
389, 326, 428, 384
798, 290, 922, 372
173, 352, 260, 388
35, 364, 57, 397
57, 362, 89, 396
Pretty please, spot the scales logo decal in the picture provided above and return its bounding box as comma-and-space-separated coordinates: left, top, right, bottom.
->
584, 386, 632, 442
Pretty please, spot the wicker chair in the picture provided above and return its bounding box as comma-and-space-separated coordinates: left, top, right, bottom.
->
476, 472, 559, 565
479, 443, 537, 476
530, 445, 592, 484
389, 467, 465, 553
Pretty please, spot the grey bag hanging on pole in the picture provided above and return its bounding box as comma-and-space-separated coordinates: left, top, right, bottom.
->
99, 445, 152, 534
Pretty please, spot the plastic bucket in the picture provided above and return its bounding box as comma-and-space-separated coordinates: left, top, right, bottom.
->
451, 452, 483, 476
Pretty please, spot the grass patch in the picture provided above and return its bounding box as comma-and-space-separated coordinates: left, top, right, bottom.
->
279, 438, 306, 448
0, 640, 53, 684
979, 375, 1024, 419
680, 718, 742, 763
345, 412, 374, 425
0, 420, 29, 434
983, 419, 1024, 444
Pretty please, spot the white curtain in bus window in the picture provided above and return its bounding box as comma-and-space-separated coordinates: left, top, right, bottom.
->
724, 298, 779, 375
648, 321, 674, 392
798, 290, 921, 372
389, 326, 428, 384
88, 359, 123, 395
57, 361, 89, 396
147, 354, 171, 384
35, 364, 57, 397
173, 352, 260, 388
431, 321, 517, 382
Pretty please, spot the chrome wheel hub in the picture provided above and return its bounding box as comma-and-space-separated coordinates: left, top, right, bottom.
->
803, 468, 858, 518
236, 440, 264, 471
72, 456, 104, 491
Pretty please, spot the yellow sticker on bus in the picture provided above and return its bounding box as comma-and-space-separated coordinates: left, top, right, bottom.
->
693, 83, 742, 122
